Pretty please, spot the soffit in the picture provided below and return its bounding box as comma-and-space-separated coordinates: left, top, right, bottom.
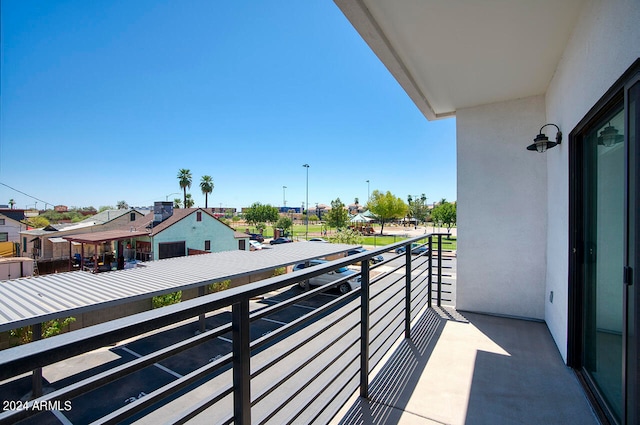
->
335, 0, 584, 119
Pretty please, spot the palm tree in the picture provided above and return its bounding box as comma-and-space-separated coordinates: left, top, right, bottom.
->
173, 198, 182, 209
8, 199, 15, 209
177, 169, 192, 208
184, 193, 195, 208
200, 175, 214, 208
117, 200, 128, 210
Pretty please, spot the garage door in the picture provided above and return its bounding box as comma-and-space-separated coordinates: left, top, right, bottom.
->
158, 241, 186, 259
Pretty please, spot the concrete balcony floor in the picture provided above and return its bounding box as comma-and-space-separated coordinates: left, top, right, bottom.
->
333, 307, 599, 425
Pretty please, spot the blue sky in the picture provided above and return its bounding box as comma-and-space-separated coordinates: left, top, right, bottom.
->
0, 0, 456, 211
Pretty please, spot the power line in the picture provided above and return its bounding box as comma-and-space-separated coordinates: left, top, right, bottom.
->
0, 182, 55, 207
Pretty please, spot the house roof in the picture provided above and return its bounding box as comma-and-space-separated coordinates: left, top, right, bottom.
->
129, 208, 248, 239
0, 210, 26, 223
63, 229, 150, 244
80, 209, 143, 225
334, 0, 584, 120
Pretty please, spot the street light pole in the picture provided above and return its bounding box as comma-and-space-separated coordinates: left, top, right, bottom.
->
303, 164, 310, 240
366, 180, 370, 202
283, 186, 287, 208
165, 192, 180, 201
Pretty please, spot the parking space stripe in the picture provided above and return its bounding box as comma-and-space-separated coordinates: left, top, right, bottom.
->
260, 317, 288, 325
51, 409, 73, 425
119, 346, 183, 379
217, 336, 232, 343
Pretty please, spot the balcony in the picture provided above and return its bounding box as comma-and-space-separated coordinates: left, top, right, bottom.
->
0, 235, 597, 424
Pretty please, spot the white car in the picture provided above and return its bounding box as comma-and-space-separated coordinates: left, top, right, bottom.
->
249, 240, 263, 251
293, 259, 361, 294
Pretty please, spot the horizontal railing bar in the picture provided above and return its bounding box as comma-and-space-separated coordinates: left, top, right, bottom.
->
251, 314, 360, 381
250, 291, 360, 352
285, 352, 359, 425
310, 371, 360, 425
171, 385, 234, 425
255, 332, 359, 425
92, 350, 234, 425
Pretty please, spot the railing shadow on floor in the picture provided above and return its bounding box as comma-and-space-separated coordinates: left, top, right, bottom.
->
337, 306, 468, 425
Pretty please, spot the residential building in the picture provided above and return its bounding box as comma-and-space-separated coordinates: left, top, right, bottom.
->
19, 209, 146, 260
126, 204, 249, 260
0, 209, 26, 243
335, 0, 639, 423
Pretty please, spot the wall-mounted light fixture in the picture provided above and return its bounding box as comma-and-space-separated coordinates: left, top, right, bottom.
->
598, 123, 624, 147
527, 123, 562, 153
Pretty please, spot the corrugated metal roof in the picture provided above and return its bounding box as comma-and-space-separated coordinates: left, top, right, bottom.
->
0, 242, 359, 332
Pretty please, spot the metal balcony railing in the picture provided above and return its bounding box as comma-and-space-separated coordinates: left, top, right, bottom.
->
0, 234, 453, 425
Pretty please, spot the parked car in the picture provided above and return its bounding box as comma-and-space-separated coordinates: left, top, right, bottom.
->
247, 233, 265, 243
270, 237, 293, 245
293, 259, 361, 294
346, 247, 384, 264
249, 240, 263, 251
309, 237, 328, 243
395, 243, 429, 255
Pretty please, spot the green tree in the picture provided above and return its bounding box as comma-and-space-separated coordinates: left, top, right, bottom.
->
244, 202, 279, 228
325, 198, 349, 230
177, 168, 192, 208
328, 228, 363, 245
98, 206, 113, 212
117, 200, 129, 210
10, 317, 76, 346
367, 190, 408, 234
24, 216, 50, 229
408, 193, 429, 224
173, 198, 182, 209
431, 201, 457, 236
276, 216, 293, 235
200, 175, 214, 208
9, 199, 15, 209
184, 193, 195, 208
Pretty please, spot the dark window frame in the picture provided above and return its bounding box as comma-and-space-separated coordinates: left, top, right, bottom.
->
204, 240, 211, 251
196, 211, 202, 222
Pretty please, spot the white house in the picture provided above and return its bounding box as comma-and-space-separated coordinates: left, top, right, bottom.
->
335, 1, 639, 423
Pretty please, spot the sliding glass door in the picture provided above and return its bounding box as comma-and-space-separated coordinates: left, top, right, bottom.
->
570, 61, 639, 425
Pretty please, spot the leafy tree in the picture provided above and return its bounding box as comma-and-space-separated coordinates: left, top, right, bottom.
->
276, 216, 293, 234
367, 190, 408, 234
325, 198, 349, 230
152, 291, 182, 308
244, 202, 279, 227
431, 201, 457, 236
328, 228, 363, 245
98, 206, 113, 212
309, 214, 319, 223
10, 317, 76, 345
408, 193, 429, 224
9, 199, 15, 209
200, 175, 214, 208
173, 198, 182, 209
177, 168, 192, 208
117, 200, 129, 210
184, 193, 195, 208
25, 216, 50, 229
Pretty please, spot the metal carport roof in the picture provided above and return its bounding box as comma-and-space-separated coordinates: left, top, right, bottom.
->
0, 242, 360, 332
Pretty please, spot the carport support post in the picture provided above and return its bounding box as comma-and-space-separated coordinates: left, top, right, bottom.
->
198, 285, 206, 333
232, 299, 251, 425
360, 260, 370, 398
31, 322, 43, 398
405, 248, 412, 339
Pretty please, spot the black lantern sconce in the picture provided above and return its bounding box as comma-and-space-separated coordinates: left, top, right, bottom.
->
597, 123, 624, 147
527, 123, 562, 153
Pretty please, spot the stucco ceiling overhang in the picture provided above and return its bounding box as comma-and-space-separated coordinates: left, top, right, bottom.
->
335, 0, 584, 120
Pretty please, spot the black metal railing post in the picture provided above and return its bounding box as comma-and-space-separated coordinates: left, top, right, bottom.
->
437, 234, 442, 306
405, 246, 412, 338
232, 299, 251, 425
428, 236, 433, 308
360, 260, 370, 398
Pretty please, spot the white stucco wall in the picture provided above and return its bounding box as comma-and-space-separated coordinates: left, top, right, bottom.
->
456, 95, 547, 320
544, 0, 640, 362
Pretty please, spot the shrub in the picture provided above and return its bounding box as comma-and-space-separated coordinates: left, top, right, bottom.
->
152, 291, 182, 309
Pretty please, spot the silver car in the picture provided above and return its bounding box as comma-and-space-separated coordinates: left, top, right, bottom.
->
293, 259, 361, 294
